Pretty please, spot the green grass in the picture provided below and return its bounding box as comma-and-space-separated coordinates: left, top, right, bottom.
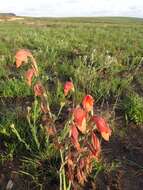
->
123, 92, 143, 125
0, 17, 143, 99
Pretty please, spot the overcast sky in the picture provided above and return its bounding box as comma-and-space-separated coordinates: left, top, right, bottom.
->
0, 0, 143, 18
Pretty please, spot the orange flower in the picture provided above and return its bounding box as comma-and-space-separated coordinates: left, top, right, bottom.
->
64, 81, 74, 96
25, 68, 36, 86
15, 49, 32, 68
82, 95, 94, 112
33, 82, 44, 96
73, 107, 87, 134
92, 115, 112, 141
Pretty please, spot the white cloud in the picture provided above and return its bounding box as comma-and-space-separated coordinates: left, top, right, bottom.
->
0, 0, 143, 17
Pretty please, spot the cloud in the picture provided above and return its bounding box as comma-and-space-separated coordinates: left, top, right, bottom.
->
0, 0, 143, 18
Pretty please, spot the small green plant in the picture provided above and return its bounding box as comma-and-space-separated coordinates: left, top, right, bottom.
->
123, 93, 143, 125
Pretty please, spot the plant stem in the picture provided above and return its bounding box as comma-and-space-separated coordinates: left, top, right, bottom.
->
57, 104, 64, 118
60, 149, 67, 190
60, 168, 62, 190
67, 181, 71, 190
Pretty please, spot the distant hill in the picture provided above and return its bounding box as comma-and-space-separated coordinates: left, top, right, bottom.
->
0, 13, 16, 17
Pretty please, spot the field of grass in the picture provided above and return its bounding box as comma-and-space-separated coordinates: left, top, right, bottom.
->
0, 17, 143, 190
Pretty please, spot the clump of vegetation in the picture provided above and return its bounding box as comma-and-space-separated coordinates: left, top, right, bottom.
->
123, 93, 143, 125
13, 49, 112, 189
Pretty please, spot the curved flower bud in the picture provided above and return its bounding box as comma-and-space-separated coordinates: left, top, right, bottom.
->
15, 49, 32, 68
70, 124, 80, 151
33, 82, 44, 97
92, 115, 112, 141
15, 49, 38, 75
82, 95, 94, 113
64, 81, 74, 96
91, 132, 101, 158
73, 107, 86, 134
25, 68, 36, 86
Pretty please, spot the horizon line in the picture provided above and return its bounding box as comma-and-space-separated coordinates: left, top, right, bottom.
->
1, 12, 143, 19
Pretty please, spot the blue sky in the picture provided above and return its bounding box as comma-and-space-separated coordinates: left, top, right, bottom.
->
0, 0, 143, 18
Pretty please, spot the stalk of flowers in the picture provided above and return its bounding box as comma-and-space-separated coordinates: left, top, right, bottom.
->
62, 82, 112, 188
15, 49, 63, 187
15, 49, 112, 190
15, 49, 52, 119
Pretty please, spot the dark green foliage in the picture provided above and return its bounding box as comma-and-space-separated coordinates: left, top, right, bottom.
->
123, 93, 143, 125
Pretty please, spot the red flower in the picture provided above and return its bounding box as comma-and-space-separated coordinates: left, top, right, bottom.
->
92, 115, 112, 141
64, 81, 74, 96
33, 82, 44, 96
73, 107, 87, 134
15, 49, 32, 68
25, 68, 36, 86
82, 95, 94, 112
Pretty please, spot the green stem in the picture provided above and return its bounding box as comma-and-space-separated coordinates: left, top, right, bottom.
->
60, 150, 67, 190
57, 105, 64, 118
33, 97, 37, 127
43, 93, 52, 119
67, 181, 71, 190
27, 110, 39, 150
60, 168, 62, 190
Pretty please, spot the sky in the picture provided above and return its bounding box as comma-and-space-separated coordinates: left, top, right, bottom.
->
0, 0, 143, 18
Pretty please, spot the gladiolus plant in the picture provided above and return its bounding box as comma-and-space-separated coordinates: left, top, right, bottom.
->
15, 49, 112, 190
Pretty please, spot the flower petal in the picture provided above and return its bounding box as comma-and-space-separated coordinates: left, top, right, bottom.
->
33, 82, 44, 96
64, 81, 74, 96
25, 68, 36, 86
92, 115, 112, 141
91, 132, 101, 158
73, 107, 87, 133
71, 125, 78, 142
71, 125, 81, 151
82, 95, 94, 112
15, 49, 32, 68
101, 132, 110, 141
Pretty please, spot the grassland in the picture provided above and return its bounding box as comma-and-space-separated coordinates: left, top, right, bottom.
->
0, 17, 143, 189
